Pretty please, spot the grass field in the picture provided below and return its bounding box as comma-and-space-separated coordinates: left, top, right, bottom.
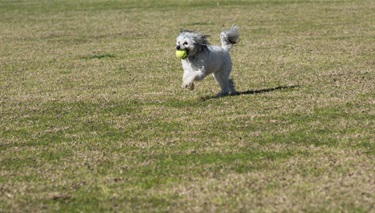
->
1, 0, 374, 212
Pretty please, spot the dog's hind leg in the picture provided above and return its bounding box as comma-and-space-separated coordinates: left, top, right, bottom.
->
213, 71, 230, 96
228, 79, 237, 95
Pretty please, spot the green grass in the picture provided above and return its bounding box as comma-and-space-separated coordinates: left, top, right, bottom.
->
1, 0, 374, 212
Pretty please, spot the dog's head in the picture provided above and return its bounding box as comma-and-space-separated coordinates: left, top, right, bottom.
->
176, 30, 209, 58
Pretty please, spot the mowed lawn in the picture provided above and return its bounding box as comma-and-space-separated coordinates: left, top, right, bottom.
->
1, 0, 374, 212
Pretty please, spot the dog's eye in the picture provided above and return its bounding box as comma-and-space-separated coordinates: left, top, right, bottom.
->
183, 41, 188, 46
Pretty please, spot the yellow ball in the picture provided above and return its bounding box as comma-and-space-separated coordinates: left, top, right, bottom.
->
176, 49, 187, 59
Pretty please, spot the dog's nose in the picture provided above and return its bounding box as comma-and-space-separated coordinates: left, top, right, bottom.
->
176, 45, 181, 50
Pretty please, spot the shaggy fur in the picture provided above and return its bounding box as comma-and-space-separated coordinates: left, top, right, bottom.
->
176, 26, 240, 96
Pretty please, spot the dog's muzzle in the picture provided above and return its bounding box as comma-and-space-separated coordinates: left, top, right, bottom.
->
176, 45, 188, 57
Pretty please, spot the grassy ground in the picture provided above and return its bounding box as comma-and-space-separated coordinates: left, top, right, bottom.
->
1, 0, 374, 212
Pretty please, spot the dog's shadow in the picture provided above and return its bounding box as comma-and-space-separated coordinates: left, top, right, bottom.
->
201, 85, 299, 101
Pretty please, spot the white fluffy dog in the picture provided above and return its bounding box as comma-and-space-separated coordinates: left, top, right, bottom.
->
176, 26, 240, 96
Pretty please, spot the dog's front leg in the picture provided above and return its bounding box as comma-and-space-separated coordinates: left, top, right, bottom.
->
182, 69, 206, 90
181, 70, 195, 90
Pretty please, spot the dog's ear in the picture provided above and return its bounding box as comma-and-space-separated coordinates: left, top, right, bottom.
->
196, 33, 210, 46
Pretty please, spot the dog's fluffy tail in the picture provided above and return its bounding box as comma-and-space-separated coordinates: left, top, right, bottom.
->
220, 26, 240, 51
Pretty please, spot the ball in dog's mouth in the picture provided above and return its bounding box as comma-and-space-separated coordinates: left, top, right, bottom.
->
176, 49, 188, 59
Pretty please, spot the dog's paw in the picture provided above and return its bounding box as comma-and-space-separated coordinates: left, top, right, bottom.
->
216, 91, 229, 97
229, 91, 238, 96
181, 82, 195, 90
188, 83, 195, 90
